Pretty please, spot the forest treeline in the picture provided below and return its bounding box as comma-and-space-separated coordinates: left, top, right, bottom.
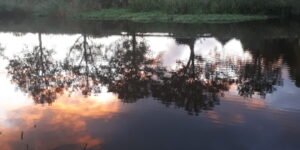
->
0, 0, 300, 17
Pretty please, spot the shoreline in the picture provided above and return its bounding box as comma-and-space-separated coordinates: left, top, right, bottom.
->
75, 9, 271, 24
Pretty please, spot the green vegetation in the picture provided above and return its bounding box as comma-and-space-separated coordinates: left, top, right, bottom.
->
0, 0, 300, 23
0, 0, 122, 17
77, 9, 270, 23
128, 0, 300, 16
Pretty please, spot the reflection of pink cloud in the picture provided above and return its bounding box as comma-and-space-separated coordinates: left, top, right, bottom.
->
232, 114, 245, 124
0, 93, 120, 150
0, 126, 20, 150
223, 93, 267, 110
203, 92, 269, 126
206, 110, 245, 125
206, 111, 221, 124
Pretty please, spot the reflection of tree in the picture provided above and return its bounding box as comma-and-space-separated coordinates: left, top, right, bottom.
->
5, 33, 291, 113
151, 71, 223, 116
101, 34, 154, 103
237, 38, 288, 98
7, 33, 64, 104
175, 38, 199, 77
278, 38, 300, 87
151, 38, 232, 115
0, 44, 4, 59
237, 55, 283, 98
63, 34, 103, 96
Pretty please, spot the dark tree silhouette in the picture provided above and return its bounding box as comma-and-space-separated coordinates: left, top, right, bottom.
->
237, 55, 283, 98
6, 33, 64, 104
0, 44, 4, 59
62, 34, 103, 96
236, 38, 290, 98
277, 38, 300, 87
100, 34, 155, 103
151, 38, 233, 115
4, 32, 290, 113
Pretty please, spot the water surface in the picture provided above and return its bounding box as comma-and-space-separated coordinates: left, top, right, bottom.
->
0, 19, 300, 150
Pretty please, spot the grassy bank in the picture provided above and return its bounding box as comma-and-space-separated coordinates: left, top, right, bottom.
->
77, 9, 270, 23
0, 0, 299, 23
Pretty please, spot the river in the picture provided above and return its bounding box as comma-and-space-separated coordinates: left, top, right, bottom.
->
0, 18, 300, 150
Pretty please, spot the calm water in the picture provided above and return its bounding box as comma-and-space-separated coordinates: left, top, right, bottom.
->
0, 18, 300, 150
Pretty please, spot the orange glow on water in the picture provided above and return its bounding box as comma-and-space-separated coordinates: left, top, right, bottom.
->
0, 92, 120, 150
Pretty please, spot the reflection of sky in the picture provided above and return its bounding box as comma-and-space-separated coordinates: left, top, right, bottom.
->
0, 33, 250, 70
266, 66, 300, 111
0, 92, 120, 150
0, 32, 300, 149
1, 32, 300, 111
0, 66, 32, 127
146, 37, 252, 70
146, 37, 190, 69
194, 38, 252, 62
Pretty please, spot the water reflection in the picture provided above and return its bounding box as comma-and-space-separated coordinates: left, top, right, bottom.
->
3, 32, 300, 112
0, 93, 119, 150
101, 34, 154, 103
243, 38, 300, 88
151, 38, 232, 115
6, 33, 64, 104
0, 44, 4, 58
63, 34, 103, 96
237, 55, 283, 98
0, 28, 300, 149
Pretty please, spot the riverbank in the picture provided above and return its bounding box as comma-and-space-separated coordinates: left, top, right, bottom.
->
76, 9, 270, 23
1, 0, 299, 23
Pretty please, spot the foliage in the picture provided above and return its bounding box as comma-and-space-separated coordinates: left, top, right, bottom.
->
1, 0, 300, 17
78, 9, 270, 23
128, 0, 300, 16
0, 0, 124, 17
